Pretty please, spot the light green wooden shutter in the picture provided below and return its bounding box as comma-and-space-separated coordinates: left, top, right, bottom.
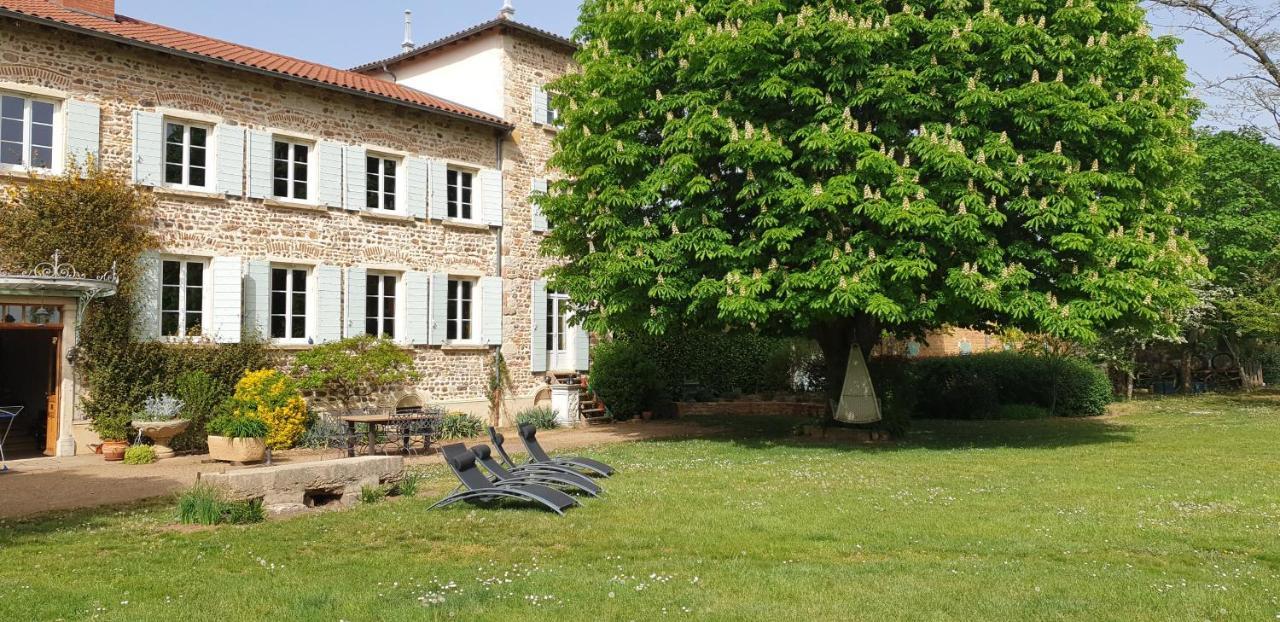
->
405, 271, 429, 345
481, 276, 503, 346
209, 256, 243, 344
215, 125, 245, 196
246, 130, 273, 199
243, 259, 270, 340
480, 168, 503, 227
64, 100, 100, 170
530, 178, 549, 232
428, 159, 447, 220
570, 318, 590, 371
428, 272, 448, 345
315, 265, 343, 343
345, 267, 367, 338
344, 146, 366, 211
405, 157, 428, 219
134, 252, 162, 340
132, 110, 163, 186
530, 279, 547, 373
532, 85, 549, 125
317, 141, 343, 207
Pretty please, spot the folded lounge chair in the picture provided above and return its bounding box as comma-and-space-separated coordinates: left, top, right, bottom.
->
470, 444, 602, 497
517, 423, 616, 477
429, 443, 578, 515
488, 426, 611, 479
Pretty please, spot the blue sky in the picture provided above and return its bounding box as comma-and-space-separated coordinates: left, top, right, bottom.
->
116, 0, 1259, 132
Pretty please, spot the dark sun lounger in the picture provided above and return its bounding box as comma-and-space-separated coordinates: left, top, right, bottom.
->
517, 423, 616, 477
489, 426, 614, 479
471, 444, 602, 497
429, 443, 578, 515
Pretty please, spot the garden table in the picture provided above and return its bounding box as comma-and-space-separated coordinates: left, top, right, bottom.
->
337, 412, 439, 457
0, 405, 21, 472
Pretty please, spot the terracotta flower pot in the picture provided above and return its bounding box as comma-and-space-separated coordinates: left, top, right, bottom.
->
130, 419, 191, 459
101, 440, 129, 462
207, 436, 267, 463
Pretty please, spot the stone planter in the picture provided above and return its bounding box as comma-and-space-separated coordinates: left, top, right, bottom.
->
207, 436, 268, 463
130, 419, 191, 459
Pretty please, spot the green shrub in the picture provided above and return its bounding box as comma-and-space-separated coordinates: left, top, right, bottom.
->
360, 484, 390, 504
997, 404, 1053, 420
206, 412, 269, 438
867, 357, 918, 435
176, 484, 266, 525
608, 331, 804, 398
515, 406, 559, 430
395, 471, 423, 497
913, 353, 1111, 419
589, 340, 662, 420
172, 371, 231, 451
437, 412, 485, 440
123, 445, 157, 465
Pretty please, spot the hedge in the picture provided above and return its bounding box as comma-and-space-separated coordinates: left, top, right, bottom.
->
911, 353, 1111, 419
606, 331, 799, 398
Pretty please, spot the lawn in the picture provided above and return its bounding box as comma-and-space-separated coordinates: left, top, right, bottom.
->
1, 395, 1277, 621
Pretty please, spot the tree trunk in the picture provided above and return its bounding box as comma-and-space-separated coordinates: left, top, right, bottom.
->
1179, 349, 1194, 394
813, 315, 880, 417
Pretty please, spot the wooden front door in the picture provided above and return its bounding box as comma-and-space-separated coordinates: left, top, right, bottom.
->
44, 334, 59, 455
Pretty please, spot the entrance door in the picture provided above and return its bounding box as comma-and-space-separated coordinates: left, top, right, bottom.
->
546, 293, 570, 371
44, 334, 59, 454
0, 323, 61, 458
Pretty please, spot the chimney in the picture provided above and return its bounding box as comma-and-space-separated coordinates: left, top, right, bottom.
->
499, 0, 515, 19
55, 0, 116, 19
402, 10, 414, 52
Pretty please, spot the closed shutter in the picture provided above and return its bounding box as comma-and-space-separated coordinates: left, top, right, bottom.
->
532, 85, 549, 125
243, 259, 270, 340
530, 178, 549, 232
317, 141, 343, 207
428, 272, 448, 345
315, 265, 343, 343
132, 110, 163, 186
345, 267, 367, 338
134, 252, 162, 340
404, 271, 429, 345
480, 276, 503, 346
570, 320, 590, 371
530, 279, 548, 373
344, 145, 366, 211
64, 100, 100, 171
215, 125, 245, 196
246, 130, 273, 199
405, 157, 428, 219
208, 256, 243, 344
428, 159, 447, 220
480, 168, 503, 227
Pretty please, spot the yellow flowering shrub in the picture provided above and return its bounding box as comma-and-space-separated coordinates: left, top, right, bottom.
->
229, 369, 310, 450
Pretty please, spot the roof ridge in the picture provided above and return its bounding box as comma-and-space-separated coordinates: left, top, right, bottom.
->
350, 17, 576, 74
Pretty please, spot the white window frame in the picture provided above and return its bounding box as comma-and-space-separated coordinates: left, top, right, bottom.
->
546, 291, 570, 370
163, 118, 213, 191
446, 277, 477, 344
364, 271, 401, 340
366, 152, 403, 213
446, 167, 476, 221
269, 264, 313, 344
272, 136, 314, 202
0, 90, 60, 173
159, 256, 210, 339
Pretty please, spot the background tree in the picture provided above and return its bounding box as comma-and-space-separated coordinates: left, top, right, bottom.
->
292, 336, 419, 418
543, 0, 1206, 405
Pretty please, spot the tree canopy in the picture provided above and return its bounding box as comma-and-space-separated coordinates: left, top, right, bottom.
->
541, 0, 1206, 379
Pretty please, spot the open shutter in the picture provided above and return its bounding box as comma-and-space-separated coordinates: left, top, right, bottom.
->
315, 265, 343, 343
428, 272, 448, 345
134, 252, 162, 340
317, 141, 343, 207
242, 259, 270, 340
570, 320, 590, 371
132, 110, 163, 186
530, 279, 547, 373
428, 159, 447, 220
216, 125, 245, 196
345, 267, 367, 338
208, 256, 243, 344
480, 168, 503, 227
480, 276, 503, 346
530, 178, 549, 232
405, 157, 428, 219
64, 100, 100, 170
404, 271, 429, 345
343, 145, 366, 211
532, 85, 549, 125
246, 130, 273, 199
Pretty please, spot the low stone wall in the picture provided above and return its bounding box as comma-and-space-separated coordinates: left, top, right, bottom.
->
676, 400, 826, 418
199, 455, 403, 514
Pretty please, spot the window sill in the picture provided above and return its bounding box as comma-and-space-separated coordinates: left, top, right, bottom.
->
360, 210, 415, 223
0, 167, 58, 181
154, 186, 225, 200
264, 198, 329, 213
441, 218, 492, 232
268, 342, 314, 351
440, 343, 490, 352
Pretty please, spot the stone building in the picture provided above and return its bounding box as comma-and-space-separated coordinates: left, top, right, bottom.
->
0, 0, 579, 456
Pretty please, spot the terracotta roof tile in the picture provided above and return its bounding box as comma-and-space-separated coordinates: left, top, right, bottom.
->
0, 0, 511, 128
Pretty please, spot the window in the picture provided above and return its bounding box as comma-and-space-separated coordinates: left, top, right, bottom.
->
447, 168, 474, 220
446, 278, 474, 341
272, 139, 310, 201
270, 267, 309, 340
365, 273, 397, 338
164, 121, 209, 188
161, 259, 205, 337
0, 93, 55, 170
365, 154, 399, 211
546, 292, 568, 353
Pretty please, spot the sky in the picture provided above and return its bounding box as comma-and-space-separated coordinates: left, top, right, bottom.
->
115, 0, 1263, 133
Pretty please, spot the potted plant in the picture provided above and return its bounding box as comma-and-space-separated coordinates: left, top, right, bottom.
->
129, 394, 190, 460
205, 412, 269, 463
93, 405, 132, 462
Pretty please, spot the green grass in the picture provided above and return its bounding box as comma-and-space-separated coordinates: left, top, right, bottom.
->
1, 394, 1278, 620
